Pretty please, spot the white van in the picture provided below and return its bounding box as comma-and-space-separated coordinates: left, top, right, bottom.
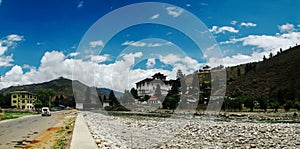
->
41, 107, 51, 116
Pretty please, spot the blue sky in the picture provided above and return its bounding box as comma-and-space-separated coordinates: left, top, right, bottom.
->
0, 0, 300, 91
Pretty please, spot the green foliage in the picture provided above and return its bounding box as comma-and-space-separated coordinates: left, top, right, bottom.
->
0, 93, 11, 108
270, 100, 280, 112
257, 95, 268, 112
294, 100, 300, 111
130, 88, 138, 99
284, 100, 294, 111
37, 89, 56, 107
162, 78, 181, 109
108, 91, 121, 107
244, 96, 255, 112
122, 90, 134, 104
34, 99, 43, 110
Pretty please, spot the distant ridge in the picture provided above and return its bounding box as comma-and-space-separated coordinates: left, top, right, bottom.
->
0, 77, 123, 99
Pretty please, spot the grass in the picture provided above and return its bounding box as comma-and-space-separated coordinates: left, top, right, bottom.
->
53, 117, 75, 149
0, 110, 36, 121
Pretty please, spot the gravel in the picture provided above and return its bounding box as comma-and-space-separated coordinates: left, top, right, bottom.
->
82, 111, 300, 148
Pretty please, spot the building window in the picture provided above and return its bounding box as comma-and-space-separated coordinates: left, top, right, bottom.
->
22, 100, 25, 103
13, 95, 17, 98
22, 95, 25, 98
13, 100, 17, 103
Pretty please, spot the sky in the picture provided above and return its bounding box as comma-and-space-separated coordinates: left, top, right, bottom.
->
0, 0, 300, 91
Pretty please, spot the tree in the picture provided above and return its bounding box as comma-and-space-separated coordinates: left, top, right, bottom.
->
269, 52, 273, 58
263, 55, 267, 61
108, 90, 120, 107
270, 100, 280, 112
37, 89, 56, 107
237, 68, 241, 76
34, 99, 43, 112
0, 93, 11, 108
244, 96, 255, 112
162, 78, 181, 109
130, 88, 139, 99
284, 100, 294, 112
280, 48, 283, 53
257, 95, 268, 112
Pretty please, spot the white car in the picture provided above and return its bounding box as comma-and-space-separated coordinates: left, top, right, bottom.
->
41, 107, 51, 116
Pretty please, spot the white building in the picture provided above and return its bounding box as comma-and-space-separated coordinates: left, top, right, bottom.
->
135, 73, 175, 98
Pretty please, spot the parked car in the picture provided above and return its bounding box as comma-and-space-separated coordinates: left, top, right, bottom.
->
41, 107, 51, 116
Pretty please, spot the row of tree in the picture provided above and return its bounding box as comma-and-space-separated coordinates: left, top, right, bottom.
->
222, 95, 300, 112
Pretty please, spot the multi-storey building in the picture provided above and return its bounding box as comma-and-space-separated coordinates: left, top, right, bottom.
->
11, 91, 37, 110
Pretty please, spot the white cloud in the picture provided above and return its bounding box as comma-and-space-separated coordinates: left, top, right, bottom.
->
150, 14, 160, 19
278, 23, 295, 33
241, 22, 257, 27
77, 1, 84, 8
186, 3, 191, 7
0, 34, 24, 56
0, 0, 2, 6
0, 55, 14, 67
122, 41, 146, 47
158, 54, 201, 74
122, 41, 172, 47
222, 32, 300, 51
209, 26, 239, 34
209, 51, 268, 67
0, 34, 23, 67
231, 20, 237, 25
166, 7, 184, 18
0, 49, 203, 92
68, 52, 79, 57
4, 65, 23, 82
146, 58, 156, 69
90, 54, 110, 63
89, 40, 104, 48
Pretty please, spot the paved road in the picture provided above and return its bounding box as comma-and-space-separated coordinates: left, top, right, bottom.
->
0, 111, 63, 148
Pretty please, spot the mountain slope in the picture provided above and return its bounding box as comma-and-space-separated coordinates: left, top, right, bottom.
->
226, 45, 300, 101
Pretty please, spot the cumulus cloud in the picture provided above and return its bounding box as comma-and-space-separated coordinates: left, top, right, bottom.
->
241, 22, 257, 27
166, 7, 184, 17
209, 26, 239, 34
89, 40, 104, 48
0, 49, 202, 92
217, 25, 300, 67
146, 58, 156, 69
208, 51, 268, 67
150, 14, 160, 19
278, 23, 295, 33
221, 32, 300, 51
158, 54, 201, 74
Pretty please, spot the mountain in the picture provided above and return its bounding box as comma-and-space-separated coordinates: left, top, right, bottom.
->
226, 45, 300, 101
0, 77, 123, 100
